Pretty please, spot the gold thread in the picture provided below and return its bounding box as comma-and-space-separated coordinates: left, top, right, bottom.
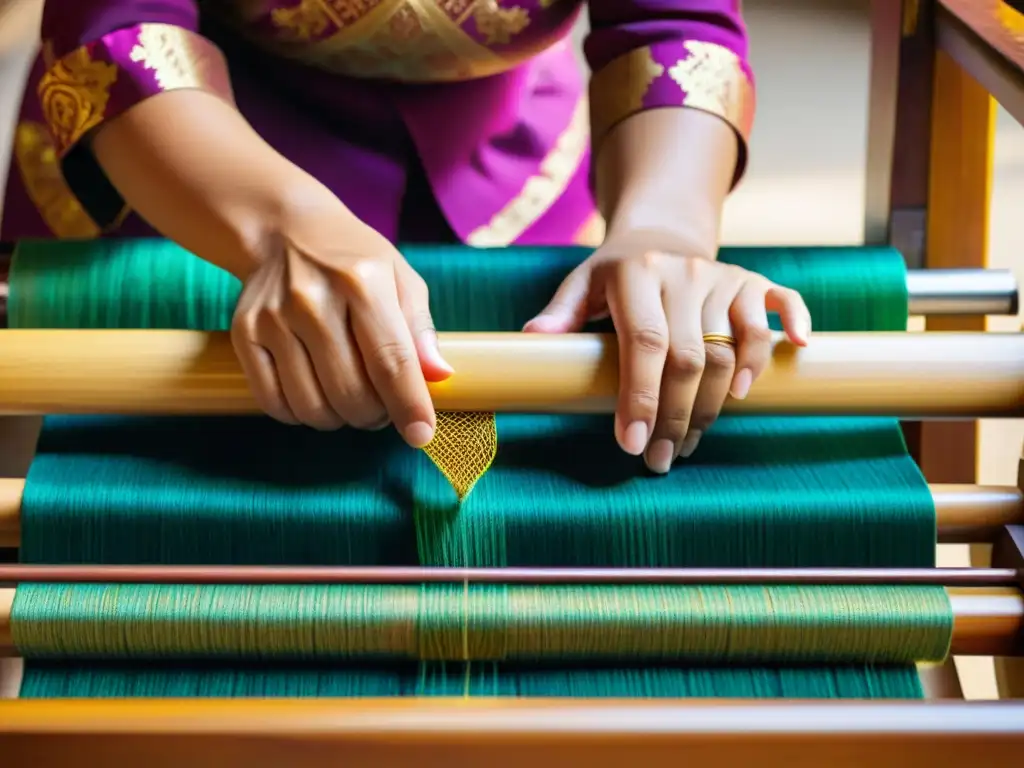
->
466, 95, 589, 247
422, 411, 498, 501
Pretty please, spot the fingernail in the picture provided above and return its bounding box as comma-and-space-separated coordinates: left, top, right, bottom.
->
424, 332, 455, 374
522, 314, 560, 333
404, 421, 434, 448
645, 438, 675, 474
679, 430, 703, 459
731, 368, 753, 400
622, 421, 648, 456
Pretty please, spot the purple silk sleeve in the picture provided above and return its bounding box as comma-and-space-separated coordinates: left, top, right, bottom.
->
584, 0, 755, 182
36, 0, 233, 227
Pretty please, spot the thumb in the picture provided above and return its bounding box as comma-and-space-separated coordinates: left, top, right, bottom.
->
523, 265, 594, 334
396, 265, 454, 383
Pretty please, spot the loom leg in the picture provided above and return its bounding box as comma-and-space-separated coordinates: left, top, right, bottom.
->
913, 50, 995, 483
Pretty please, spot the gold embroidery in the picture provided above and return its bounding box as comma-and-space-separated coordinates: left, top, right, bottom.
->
37, 47, 118, 155
588, 47, 664, 148
471, 0, 529, 46
129, 25, 214, 90
467, 96, 588, 247
13, 122, 101, 240
270, 0, 334, 41
224, 0, 581, 82
668, 40, 754, 140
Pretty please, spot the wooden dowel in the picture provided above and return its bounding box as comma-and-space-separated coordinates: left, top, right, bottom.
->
0, 330, 1021, 417
0, 586, 1020, 658
2, 700, 1024, 768
2, 479, 1020, 549
0, 565, 1021, 587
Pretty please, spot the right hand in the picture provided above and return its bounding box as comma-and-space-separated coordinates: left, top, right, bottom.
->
230, 205, 453, 447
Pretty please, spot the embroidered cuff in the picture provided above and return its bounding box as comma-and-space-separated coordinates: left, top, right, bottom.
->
589, 40, 755, 186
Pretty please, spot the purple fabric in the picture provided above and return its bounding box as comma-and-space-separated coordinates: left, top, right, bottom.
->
3, 0, 755, 245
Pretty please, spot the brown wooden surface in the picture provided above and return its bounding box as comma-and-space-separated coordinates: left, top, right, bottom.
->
2, 699, 1023, 768
940, 0, 1024, 82
912, 48, 997, 484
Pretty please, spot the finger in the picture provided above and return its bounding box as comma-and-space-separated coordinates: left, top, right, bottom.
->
349, 264, 436, 448
675, 293, 737, 463
765, 283, 811, 345
259, 311, 346, 431
643, 284, 711, 473
523, 264, 595, 334
232, 294, 299, 426
728, 281, 774, 400
607, 260, 670, 457
287, 297, 388, 431
395, 264, 453, 383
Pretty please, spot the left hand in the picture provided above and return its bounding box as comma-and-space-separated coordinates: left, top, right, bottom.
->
524, 242, 811, 473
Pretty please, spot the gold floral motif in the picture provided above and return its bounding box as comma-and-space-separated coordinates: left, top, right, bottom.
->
471, 0, 529, 46
13, 121, 101, 240
270, 0, 333, 41
36, 47, 118, 156
668, 40, 754, 141
467, 96, 588, 247
588, 46, 664, 148
226, 0, 581, 82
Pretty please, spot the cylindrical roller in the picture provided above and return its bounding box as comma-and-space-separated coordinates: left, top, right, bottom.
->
0, 242, 1017, 317
1, 480, 1020, 549
905, 269, 1019, 315
0, 330, 1019, 418
0, 585, 1020, 657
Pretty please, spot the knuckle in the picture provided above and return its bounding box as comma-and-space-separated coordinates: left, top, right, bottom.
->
703, 341, 736, 370
689, 410, 718, 432
657, 411, 691, 441
344, 401, 389, 430
338, 257, 386, 299
743, 324, 773, 346
630, 326, 669, 356
664, 343, 705, 376
370, 340, 417, 380
626, 387, 660, 416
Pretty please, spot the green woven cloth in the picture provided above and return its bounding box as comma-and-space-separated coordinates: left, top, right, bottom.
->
8, 240, 945, 699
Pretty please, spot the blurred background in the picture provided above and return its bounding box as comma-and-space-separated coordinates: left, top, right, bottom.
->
0, 0, 1021, 698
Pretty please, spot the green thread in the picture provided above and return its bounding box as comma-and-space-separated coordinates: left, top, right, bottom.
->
8, 239, 940, 700
10, 583, 953, 664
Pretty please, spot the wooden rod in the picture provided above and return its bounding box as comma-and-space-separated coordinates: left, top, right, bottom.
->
2, 702, 1024, 768
3, 480, 1019, 549
0, 586, 1020, 658
0, 565, 1020, 587
0, 330, 1021, 418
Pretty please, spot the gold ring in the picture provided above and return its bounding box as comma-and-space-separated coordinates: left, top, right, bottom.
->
702, 333, 736, 347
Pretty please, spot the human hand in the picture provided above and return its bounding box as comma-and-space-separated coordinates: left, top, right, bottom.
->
231, 205, 453, 445
524, 241, 811, 472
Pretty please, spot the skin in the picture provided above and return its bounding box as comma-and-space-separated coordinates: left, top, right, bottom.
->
91, 88, 809, 471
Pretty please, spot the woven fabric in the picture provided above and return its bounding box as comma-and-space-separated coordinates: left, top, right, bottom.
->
9, 240, 941, 700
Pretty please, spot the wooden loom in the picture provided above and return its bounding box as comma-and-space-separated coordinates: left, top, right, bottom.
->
1, 0, 1024, 765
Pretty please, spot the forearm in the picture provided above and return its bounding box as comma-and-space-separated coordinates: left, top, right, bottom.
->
91, 90, 335, 279
595, 108, 738, 260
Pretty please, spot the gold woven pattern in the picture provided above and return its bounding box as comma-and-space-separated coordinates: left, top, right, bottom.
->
423, 411, 498, 501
